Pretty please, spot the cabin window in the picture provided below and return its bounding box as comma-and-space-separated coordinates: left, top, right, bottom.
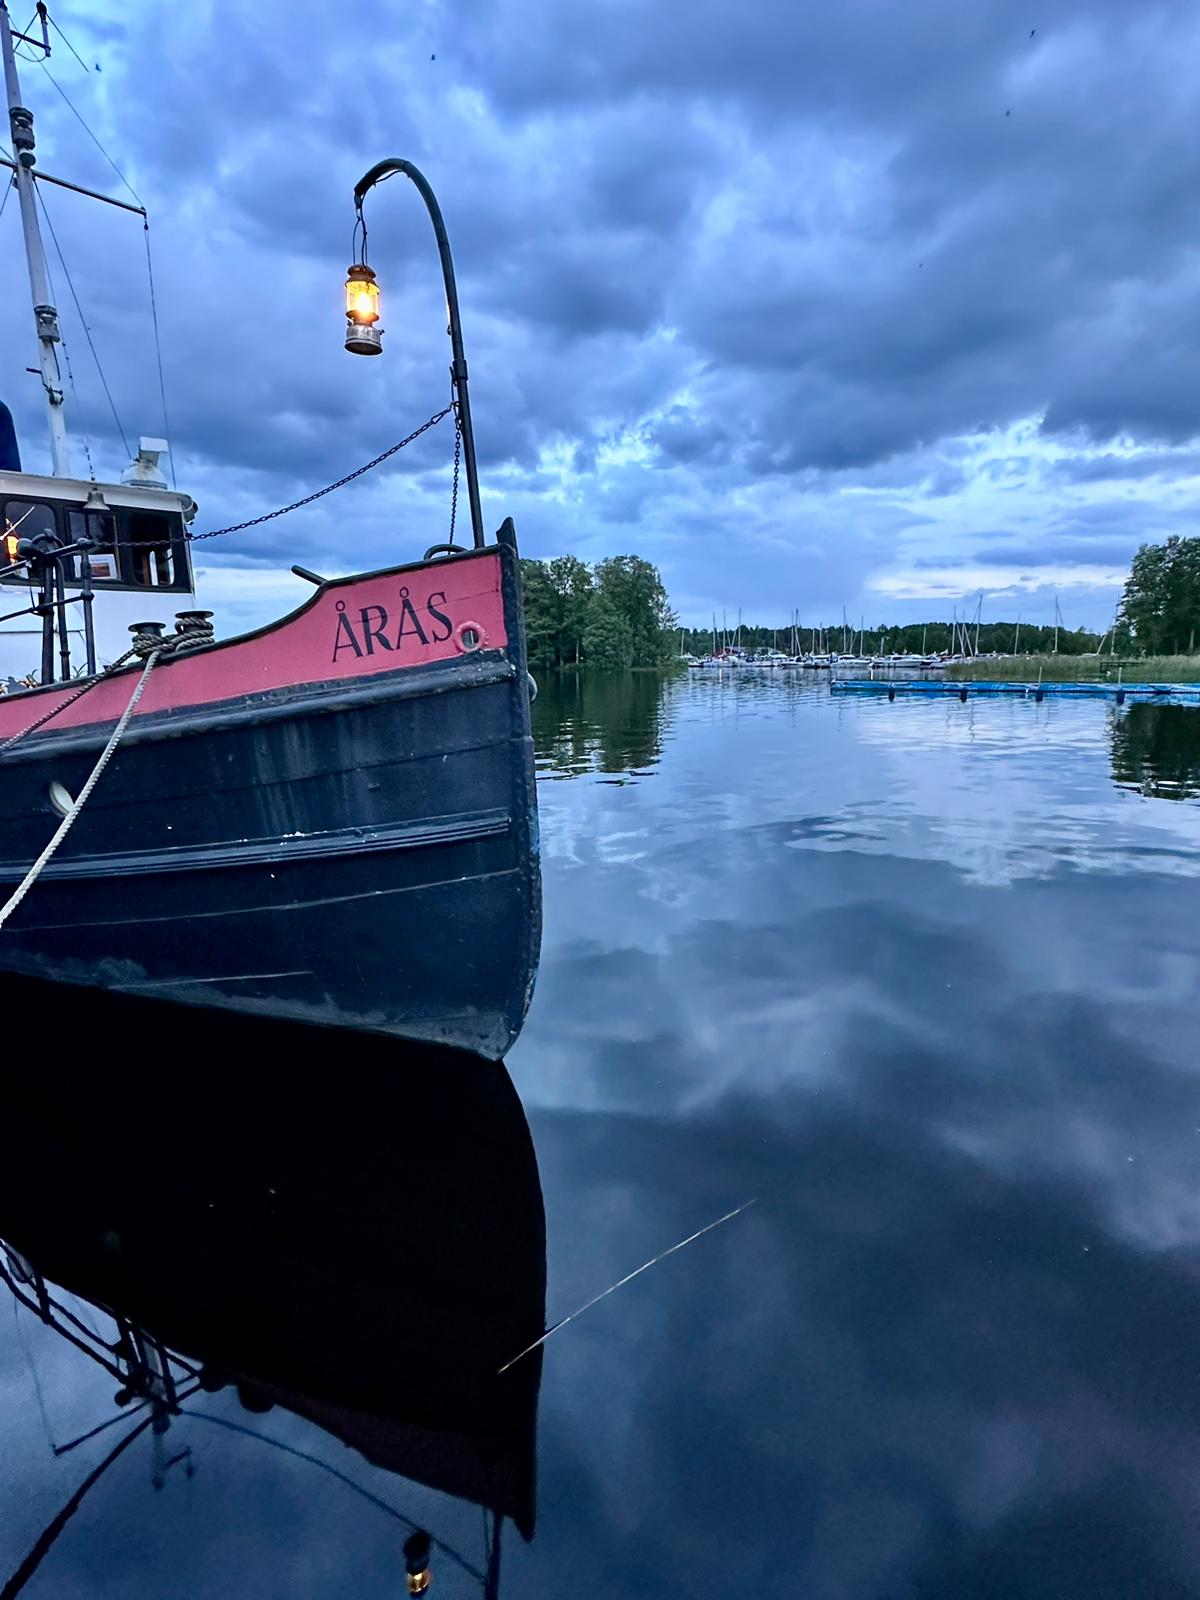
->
127, 510, 174, 587
0, 500, 190, 592
3, 499, 57, 546
66, 507, 120, 583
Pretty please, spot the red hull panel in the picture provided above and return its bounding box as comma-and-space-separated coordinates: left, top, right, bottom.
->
0, 551, 506, 738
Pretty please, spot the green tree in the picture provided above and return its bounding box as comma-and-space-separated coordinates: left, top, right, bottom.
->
519, 559, 562, 670
547, 554, 593, 667
1120, 536, 1200, 655
583, 594, 634, 669
521, 552, 675, 668
591, 555, 676, 666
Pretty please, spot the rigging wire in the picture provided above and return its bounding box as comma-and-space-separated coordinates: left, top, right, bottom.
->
28, 38, 172, 476
53, 1400, 150, 1457
36, 59, 142, 208
54, 318, 98, 480
0, 1383, 202, 1600
142, 221, 175, 487
11, 1299, 57, 1454
180, 1409, 487, 1585
0, 173, 11, 226
46, 11, 95, 76
34, 183, 131, 459
12, 12, 40, 62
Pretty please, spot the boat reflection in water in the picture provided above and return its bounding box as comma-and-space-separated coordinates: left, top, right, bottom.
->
1110, 702, 1200, 799
0, 976, 545, 1597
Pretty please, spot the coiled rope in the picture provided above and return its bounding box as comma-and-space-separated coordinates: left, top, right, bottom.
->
0, 651, 160, 933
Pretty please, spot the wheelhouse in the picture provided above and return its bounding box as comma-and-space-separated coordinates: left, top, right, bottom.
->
0, 471, 196, 595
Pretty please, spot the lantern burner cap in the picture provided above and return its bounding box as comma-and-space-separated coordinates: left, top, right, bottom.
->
345, 324, 383, 355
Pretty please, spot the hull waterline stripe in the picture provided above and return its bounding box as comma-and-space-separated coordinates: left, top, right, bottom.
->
0, 808, 511, 884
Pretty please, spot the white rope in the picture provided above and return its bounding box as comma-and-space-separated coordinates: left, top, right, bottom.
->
0, 652, 160, 933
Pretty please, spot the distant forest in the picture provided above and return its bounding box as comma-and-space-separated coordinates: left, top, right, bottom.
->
520, 534, 1200, 670
676, 619, 1104, 657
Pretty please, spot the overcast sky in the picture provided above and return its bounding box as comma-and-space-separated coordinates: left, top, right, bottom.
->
3, 0, 1199, 633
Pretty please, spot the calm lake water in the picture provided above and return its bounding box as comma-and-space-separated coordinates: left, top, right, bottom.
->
4, 671, 1200, 1598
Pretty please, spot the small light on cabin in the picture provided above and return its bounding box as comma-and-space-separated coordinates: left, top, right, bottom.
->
344, 263, 383, 356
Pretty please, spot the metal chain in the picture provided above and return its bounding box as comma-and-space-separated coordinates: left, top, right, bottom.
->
448, 406, 462, 548
189, 405, 453, 542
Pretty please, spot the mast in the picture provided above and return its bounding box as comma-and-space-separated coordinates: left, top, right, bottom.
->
1, 2, 71, 476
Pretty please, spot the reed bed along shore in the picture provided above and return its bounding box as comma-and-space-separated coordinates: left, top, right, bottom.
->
947, 654, 1200, 685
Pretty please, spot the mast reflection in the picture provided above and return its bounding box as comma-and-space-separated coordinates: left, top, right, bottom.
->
0, 977, 545, 1596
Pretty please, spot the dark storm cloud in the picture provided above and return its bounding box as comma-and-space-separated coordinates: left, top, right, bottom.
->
1053, 450, 1200, 485
4, 0, 1199, 624
972, 539, 1136, 567
453, 0, 1200, 465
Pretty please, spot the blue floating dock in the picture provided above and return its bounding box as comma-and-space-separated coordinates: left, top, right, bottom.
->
830, 679, 1200, 703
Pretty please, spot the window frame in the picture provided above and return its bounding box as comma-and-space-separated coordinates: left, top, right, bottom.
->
0, 497, 194, 594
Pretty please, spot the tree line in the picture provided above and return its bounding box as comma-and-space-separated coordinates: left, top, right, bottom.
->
676, 620, 1103, 657
520, 555, 677, 670
522, 532, 1200, 669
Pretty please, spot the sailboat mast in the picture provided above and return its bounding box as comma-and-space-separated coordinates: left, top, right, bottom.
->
1, 2, 71, 476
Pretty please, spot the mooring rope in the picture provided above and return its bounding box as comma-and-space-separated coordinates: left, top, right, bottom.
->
0, 651, 159, 933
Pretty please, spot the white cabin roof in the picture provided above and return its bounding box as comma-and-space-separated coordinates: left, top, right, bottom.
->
0, 469, 196, 522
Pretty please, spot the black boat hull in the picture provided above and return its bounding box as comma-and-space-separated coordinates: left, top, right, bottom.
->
0, 1011, 546, 1535
0, 539, 541, 1056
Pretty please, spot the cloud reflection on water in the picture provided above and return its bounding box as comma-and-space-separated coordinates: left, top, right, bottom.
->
510, 672, 1200, 1595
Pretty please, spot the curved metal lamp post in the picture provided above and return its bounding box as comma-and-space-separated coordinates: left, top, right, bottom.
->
346, 159, 485, 550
